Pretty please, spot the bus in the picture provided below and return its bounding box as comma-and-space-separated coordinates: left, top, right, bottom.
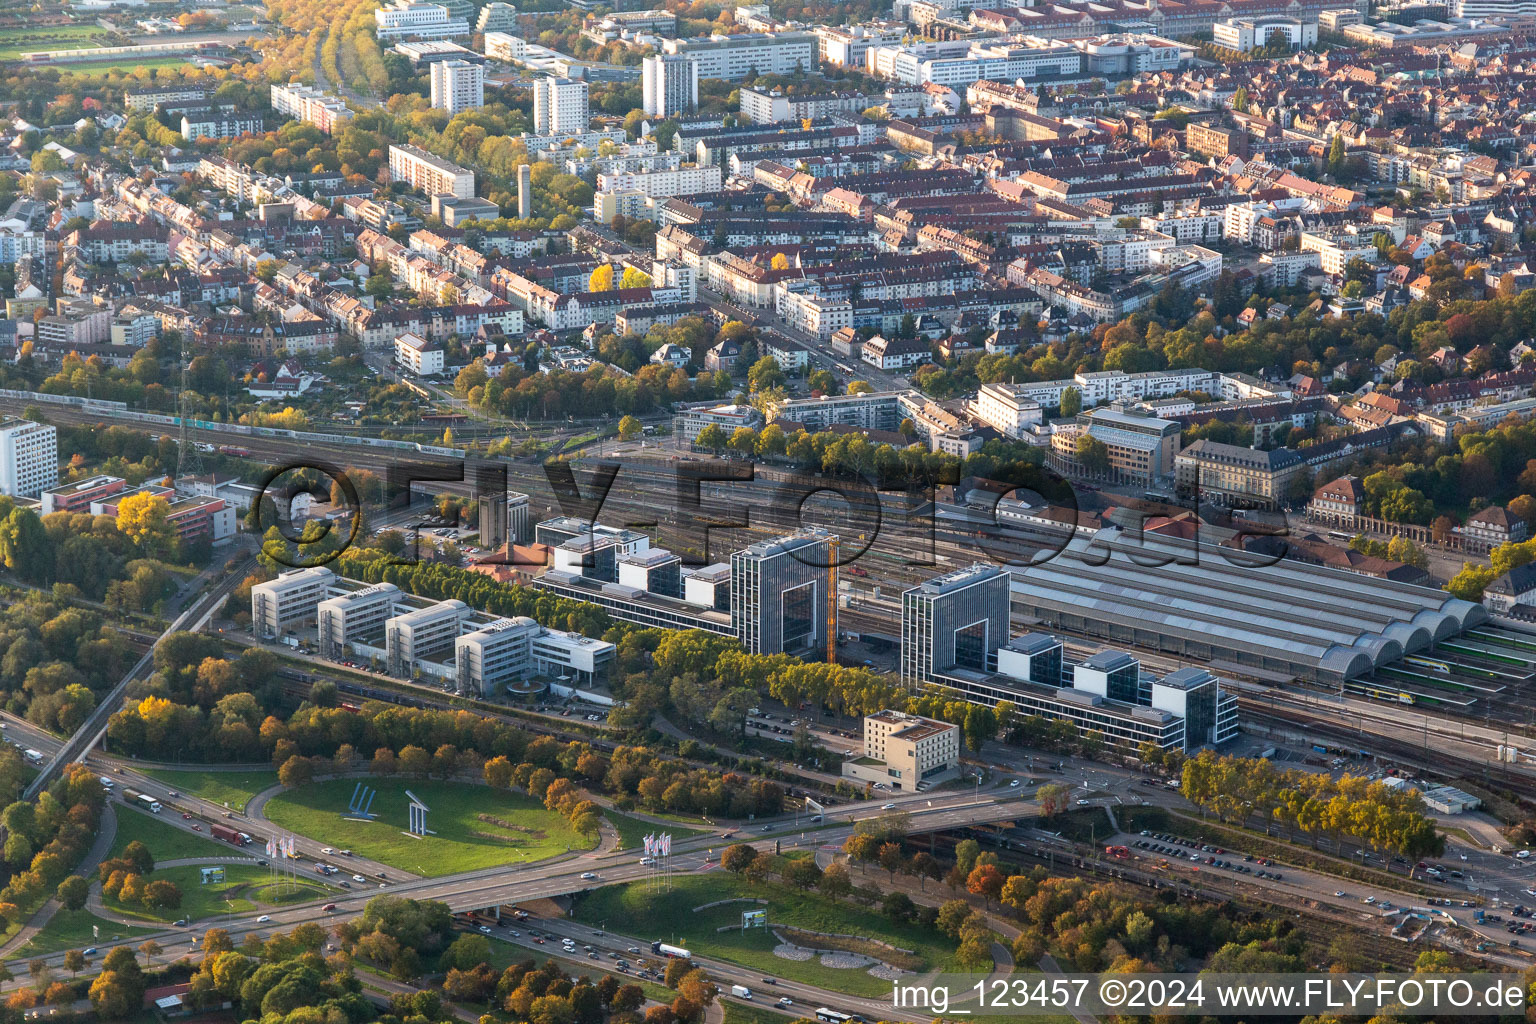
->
816, 1011, 852, 1024
137, 794, 162, 814
651, 942, 690, 959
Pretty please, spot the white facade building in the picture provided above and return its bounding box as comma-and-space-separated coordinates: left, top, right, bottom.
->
251, 567, 336, 637
430, 59, 485, 115
1212, 15, 1318, 50
373, 0, 470, 39
316, 583, 400, 659
972, 383, 1045, 438
455, 616, 616, 694
533, 76, 589, 134
269, 83, 354, 133
656, 31, 817, 81
388, 144, 475, 199
386, 600, 472, 677
395, 331, 446, 375
0, 418, 57, 499
642, 53, 699, 117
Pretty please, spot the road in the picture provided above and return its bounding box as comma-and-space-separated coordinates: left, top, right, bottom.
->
25, 550, 257, 799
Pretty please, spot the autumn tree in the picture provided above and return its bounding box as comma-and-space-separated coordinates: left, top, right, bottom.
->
116, 492, 176, 559
720, 844, 756, 874
277, 755, 313, 788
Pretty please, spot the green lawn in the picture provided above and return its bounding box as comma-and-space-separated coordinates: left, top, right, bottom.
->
109, 806, 239, 863
264, 778, 596, 876
0, 24, 107, 59
604, 812, 708, 854
48, 56, 195, 75
11, 908, 156, 959
573, 873, 958, 997
722, 1002, 796, 1024
141, 768, 278, 813
102, 863, 336, 924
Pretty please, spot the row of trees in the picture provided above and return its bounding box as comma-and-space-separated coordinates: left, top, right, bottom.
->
1180, 751, 1443, 869
689, 421, 1049, 491
111, 629, 793, 820
0, 765, 110, 933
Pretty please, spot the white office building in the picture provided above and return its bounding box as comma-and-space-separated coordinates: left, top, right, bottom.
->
387, 600, 472, 677
374, 0, 470, 39
430, 59, 485, 115
1455, 0, 1536, 13
533, 76, 589, 134
251, 567, 337, 638
972, 383, 1045, 439
1211, 15, 1317, 50
455, 616, 616, 694
642, 53, 699, 116
656, 31, 817, 81
316, 583, 399, 660
0, 419, 57, 499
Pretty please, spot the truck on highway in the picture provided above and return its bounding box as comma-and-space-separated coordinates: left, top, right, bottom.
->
137, 793, 162, 813
731, 987, 752, 1000
23, 749, 42, 764
211, 824, 251, 846
651, 942, 690, 959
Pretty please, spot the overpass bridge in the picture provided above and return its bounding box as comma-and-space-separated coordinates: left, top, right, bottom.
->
24, 554, 256, 799
432, 795, 1046, 917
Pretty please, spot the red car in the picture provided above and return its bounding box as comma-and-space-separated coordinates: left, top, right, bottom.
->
182, 813, 192, 819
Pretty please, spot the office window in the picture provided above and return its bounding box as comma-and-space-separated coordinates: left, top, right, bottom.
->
953, 620, 989, 672
782, 580, 816, 648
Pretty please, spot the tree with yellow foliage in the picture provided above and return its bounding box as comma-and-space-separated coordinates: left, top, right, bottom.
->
619, 267, 652, 289
770, 253, 790, 271
116, 492, 175, 561
589, 264, 614, 292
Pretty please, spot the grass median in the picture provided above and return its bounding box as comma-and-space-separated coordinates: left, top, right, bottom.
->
263, 777, 596, 876
102, 863, 337, 924
573, 873, 960, 998
109, 806, 240, 863
141, 768, 278, 814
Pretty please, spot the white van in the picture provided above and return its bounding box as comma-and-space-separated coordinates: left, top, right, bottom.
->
731, 986, 752, 1000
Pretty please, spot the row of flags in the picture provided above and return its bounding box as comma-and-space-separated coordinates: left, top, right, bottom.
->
265, 835, 298, 858
643, 833, 672, 857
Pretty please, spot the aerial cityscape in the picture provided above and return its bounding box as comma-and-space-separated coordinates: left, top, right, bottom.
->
4, 0, 1536, 1017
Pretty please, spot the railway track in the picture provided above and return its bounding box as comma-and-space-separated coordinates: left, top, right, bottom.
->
1243, 700, 1536, 801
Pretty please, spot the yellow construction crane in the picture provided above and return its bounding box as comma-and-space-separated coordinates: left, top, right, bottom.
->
826, 535, 838, 665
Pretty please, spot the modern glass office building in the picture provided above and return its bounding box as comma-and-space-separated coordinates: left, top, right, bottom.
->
730, 531, 835, 656
900, 564, 1012, 687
